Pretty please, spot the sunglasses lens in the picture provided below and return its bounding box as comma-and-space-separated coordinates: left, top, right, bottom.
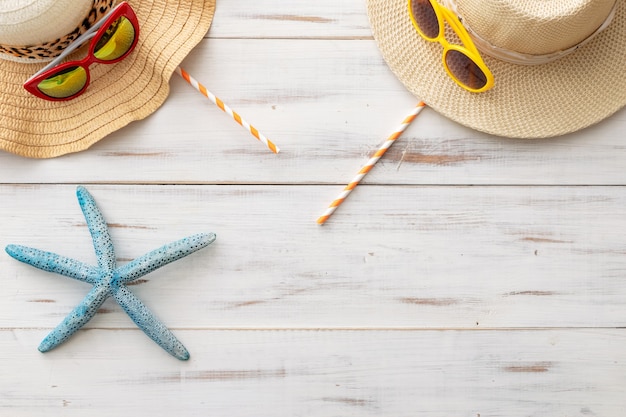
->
411, 0, 440, 39
94, 16, 136, 61
36, 66, 88, 99
445, 49, 488, 90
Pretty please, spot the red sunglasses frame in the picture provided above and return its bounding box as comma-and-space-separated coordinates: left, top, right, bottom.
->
23, 2, 140, 101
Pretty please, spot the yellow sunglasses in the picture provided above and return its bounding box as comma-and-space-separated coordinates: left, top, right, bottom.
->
408, 0, 494, 93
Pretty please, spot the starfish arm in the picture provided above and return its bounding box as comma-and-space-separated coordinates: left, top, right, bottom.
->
38, 283, 111, 353
115, 232, 216, 284
112, 286, 190, 360
5, 244, 100, 284
76, 186, 116, 273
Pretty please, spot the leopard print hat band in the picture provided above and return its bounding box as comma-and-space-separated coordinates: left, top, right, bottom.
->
0, 0, 114, 63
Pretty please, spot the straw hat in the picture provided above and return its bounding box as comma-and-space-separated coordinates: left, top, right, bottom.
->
0, 0, 216, 158
367, 0, 626, 138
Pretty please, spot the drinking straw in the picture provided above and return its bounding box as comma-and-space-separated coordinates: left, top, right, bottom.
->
316, 102, 426, 225
175, 67, 280, 154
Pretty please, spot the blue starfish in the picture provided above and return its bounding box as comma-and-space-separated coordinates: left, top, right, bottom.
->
5, 186, 216, 360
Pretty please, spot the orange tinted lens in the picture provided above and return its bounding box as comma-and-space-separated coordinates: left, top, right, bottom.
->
36, 66, 88, 99
445, 49, 487, 90
93, 16, 136, 61
411, 0, 440, 39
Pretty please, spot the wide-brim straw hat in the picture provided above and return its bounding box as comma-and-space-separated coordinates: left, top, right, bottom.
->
367, 0, 626, 138
0, 0, 216, 158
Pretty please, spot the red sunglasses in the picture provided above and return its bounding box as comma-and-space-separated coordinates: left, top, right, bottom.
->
24, 2, 139, 101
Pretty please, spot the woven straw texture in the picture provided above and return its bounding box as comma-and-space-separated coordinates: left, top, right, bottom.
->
0, 0, 92, 46
455, 0, 615, 54
367, 0, 626, 138
0, 0, 216, 158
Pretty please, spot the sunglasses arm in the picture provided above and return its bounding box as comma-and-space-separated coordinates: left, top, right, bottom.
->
26, 5, 117, 82
439, 7, 482, 57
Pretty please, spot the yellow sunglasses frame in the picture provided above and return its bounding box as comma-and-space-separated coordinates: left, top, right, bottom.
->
407, 0, 494, 93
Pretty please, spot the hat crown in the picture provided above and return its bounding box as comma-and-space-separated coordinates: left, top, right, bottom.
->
450, 0, 617, 55
0, 0, 92, 46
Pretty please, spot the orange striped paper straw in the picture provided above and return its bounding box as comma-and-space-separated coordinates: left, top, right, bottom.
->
175, 67, 280, 154
317, 102, 426, 225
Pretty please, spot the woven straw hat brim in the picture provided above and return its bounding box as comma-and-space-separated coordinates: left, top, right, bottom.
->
366, 0, 626, 138
0, 0, 216, 158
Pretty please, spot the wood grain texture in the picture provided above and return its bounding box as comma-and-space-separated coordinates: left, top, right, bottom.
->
1, 329, 625, 416
0, 0, 625, 415
1, 185, 625, 329
208, 0, 372, 39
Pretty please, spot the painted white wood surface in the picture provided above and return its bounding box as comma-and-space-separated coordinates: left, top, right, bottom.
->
2, 329, 625, 416
1, 185, 626, 330
1, 0, 625, 415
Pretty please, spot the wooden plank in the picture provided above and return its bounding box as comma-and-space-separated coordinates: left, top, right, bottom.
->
1, 329, 624, 416
208, 0, 372, 39
0, 39, 624, 185
1, 185, 625, 329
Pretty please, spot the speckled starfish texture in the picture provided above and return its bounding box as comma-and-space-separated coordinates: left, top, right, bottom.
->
5, 186, 216, 360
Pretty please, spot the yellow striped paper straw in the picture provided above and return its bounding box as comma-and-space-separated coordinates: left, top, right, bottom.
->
317, 102, 426, 225
175, 66, 280, 154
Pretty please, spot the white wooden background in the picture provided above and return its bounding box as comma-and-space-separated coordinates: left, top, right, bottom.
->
1, 1, 626, 416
